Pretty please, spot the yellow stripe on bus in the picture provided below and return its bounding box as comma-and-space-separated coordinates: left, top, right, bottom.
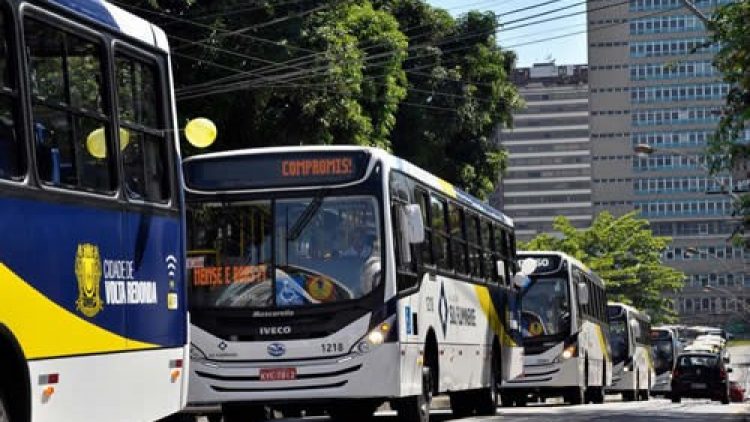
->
0, 263, 157, 360
594, 324, 610, 362
475, 286, 517, 347
437, 179, 457, 199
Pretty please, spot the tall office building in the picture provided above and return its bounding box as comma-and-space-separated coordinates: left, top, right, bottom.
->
492, 63, 591, 241
587, 0, 748, 329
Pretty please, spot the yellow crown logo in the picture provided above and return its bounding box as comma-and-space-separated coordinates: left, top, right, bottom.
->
75, 243, 104, 318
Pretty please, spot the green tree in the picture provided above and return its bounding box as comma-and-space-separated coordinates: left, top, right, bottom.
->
522, 212, 685, 323
375, 0, 522, 199
121, 0, 521, 198
707, 1, 750, 246
121, 0, 408, 150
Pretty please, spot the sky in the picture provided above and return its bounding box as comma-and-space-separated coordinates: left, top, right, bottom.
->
426, 0, 588, 67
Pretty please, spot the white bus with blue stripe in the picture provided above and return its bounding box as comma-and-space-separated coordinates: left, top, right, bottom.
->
0, 1, 190, 421
182, 146, 525, 422
500, 251, 612, 406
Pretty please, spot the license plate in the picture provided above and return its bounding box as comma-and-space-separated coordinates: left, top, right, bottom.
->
691, 383, 707, 389
259, 368, 297, 381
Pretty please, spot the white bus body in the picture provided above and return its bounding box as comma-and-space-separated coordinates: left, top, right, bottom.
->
607, 303, 655, 401
650, 326, 683, 397
500, 251, 613, 406
182, 147, 525, 421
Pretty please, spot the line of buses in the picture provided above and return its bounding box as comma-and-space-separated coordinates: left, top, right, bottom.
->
0, 1, 713, 421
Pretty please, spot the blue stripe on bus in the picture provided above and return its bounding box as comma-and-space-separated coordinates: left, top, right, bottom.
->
0, 195, 185, 349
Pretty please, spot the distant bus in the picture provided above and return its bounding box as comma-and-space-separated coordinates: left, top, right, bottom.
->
500, 252, 612, 406
607, 303, 654, 401
182, 147, 525, 422
0, 0, 190, 421
650, 326, 683, 397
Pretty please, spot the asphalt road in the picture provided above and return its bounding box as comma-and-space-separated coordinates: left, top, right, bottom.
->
228, 397, 749, 422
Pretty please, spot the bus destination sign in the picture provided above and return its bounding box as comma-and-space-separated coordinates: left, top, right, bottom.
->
185, 151, 370, 191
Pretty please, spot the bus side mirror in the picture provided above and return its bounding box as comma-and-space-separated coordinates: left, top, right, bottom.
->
577, 283, 589, 305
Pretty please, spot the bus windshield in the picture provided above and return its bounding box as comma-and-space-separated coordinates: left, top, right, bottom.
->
187, 195, 381, 308
609, 317, 629, 364
521, 278, 571, 338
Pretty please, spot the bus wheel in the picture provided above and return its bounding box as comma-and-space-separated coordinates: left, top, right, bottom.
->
565, 387, 585, 405
500, 393, 515, 408
394, 367, 432, 422
622, 390, 636, 402
222, 404, 268, 422
449, 392, 473, 418
328, 400, 378, 422
474, 345, 501, 415
0, 391, 9, 422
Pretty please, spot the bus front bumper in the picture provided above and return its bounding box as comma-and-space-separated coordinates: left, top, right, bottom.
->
186, 342, 400, 406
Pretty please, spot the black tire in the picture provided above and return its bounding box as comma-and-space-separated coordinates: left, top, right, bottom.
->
622, 390, 636, 402
222, 404, 268, 422
515, 396, 528, 407
721, 392, 730, 405
500, 393, 515, 408
639, 390, 649, 401
156, 413, 194, 422
328, 401, 378, 422
671, 395, 681, 404
207, 414, 223, 422
474, 345, 501, 416
449, 391, 473, 418
0, 392, 8, 422
590, 387, 605, 404
394, 367, 432, 422
565, 387, 585, 405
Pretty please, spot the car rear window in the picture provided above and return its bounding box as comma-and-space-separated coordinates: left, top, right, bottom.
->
678, 355, 718, 367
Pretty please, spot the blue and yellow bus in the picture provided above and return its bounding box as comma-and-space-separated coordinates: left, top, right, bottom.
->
0, 1, 192, 420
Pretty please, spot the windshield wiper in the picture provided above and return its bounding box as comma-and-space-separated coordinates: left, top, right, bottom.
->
287, 189, 328, 241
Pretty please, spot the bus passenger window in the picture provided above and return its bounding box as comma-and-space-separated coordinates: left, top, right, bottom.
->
448, 203, 467, 274
116, 55, 169, 203
0, 11, 24, 181
25, 18, 113, 192
429, 195, 450, 270
467, 215, 482, 278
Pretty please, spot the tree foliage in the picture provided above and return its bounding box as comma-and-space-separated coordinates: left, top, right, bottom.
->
522, 212, 685, 323
118, 0, 521, 199
708, 1, 750, 246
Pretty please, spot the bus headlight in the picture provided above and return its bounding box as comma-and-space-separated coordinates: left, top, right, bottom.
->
190, 344, 208, 360
561, 345, 577, 360
355, 321, 393, 355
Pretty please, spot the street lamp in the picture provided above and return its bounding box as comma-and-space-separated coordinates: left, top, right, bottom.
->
632, 144, 741, 202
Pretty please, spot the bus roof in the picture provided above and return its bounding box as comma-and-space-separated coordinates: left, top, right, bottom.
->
517, 250, 605, 287
184, 146, 515, 228
45, 0, 169, 51
608, 302, 650, 322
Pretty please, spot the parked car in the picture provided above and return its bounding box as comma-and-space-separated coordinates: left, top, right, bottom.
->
671, 353, 731, 404
729, 381, 745, 402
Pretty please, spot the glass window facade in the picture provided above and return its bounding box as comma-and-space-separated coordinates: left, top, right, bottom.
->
630, 15, 705, 35
634, 176, 736, 194
631, 83, 728, 103
631, 106, 722, 126
634, 199, 733, 217
630, 38, 719, 58
630, 61, 718, 81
